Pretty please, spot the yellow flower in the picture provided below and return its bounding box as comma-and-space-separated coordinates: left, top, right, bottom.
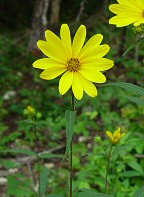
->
26, 106, 36, 116
33, 24, 114, 100
106, 127, 125, 144
109, 0, 144, 27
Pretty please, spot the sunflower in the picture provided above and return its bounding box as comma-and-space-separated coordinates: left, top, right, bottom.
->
33, 24, 114, 100
109, 0, 144, 27
106, 127, 125, 144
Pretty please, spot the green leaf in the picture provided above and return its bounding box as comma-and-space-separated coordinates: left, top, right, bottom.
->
123, 37, 144, 56
122, 95, 144, 106
0, 149, 37, 156
105, 82, 144, 96
75, 191, 113, 197
40, 167, 49, 197
39, 153, 62, 159
1, 159, 20, 169
128, 161, 144, 174
47, 195, 64, 197
121, 171, 142, 177
65, 110, 76, 152
8, 174, 35, 197
117, 191, 125, 197
133, 186, 144, 197
112, 145, 131, 157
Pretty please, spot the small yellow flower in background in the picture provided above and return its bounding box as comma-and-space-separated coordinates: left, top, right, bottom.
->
27, 106, 36, 115
33, 24, 114, 100
24, 106, 36, 116
106, 127, 125, 144
23, 106, 42, 119
109, 0, 144, 27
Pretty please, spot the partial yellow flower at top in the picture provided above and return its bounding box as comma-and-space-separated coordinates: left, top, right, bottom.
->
106, 127, 125, 144
33, 24, 114, 100
109, 0, 144, 27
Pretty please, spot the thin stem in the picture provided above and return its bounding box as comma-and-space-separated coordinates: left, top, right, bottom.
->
105, 144, 113, 194
134, 35, 139, 67
71, 92, 75, 111
26, 161, 35, 189
70, 141, 73, 197
33, 117, 41, 197
70, 92, 75, 197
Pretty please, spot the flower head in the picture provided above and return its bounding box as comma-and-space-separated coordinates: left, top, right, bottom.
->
94, 135, 102, 143
106, 127, 125, 144
24, 106, 42, 119
109, 0, 144, 27
33, 24, 114, 100
24, 106, 36, 116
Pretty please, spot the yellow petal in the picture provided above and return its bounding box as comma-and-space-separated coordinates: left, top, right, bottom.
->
137, 0, 144, 7
79, 68, 106, 83
40, 67, 66, 80
117, 127, 120, 132
33, 58, 66, 69
113, 130, 120, 138
109, 4, 141, 14
37, 40, 67, 64
79, 44, 110, 63
109, 15, 137, 27
59, 71, 73, 95
78, 73, 97, 97
72, 72, 83, 100
45, 30, 67, 57
82, 58, 114, 71
78, 34, 103, 59
117, 0, 143, 10
72, 25, 86, 58
120, 133, 125, 138
134, 19, 144, 26
60, 24, 72, 59
106, 131, 113, 140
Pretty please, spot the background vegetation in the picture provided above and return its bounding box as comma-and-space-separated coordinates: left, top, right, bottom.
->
0, 0, 144, 196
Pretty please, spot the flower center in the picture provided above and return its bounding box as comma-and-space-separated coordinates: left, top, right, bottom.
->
67, 58, 80, 72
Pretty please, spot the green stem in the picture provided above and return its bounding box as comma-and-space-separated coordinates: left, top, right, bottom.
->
70, 141, 73, 197
33, 117, 41, 197
105, 144, 114, 194
70, 93, 75, 197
